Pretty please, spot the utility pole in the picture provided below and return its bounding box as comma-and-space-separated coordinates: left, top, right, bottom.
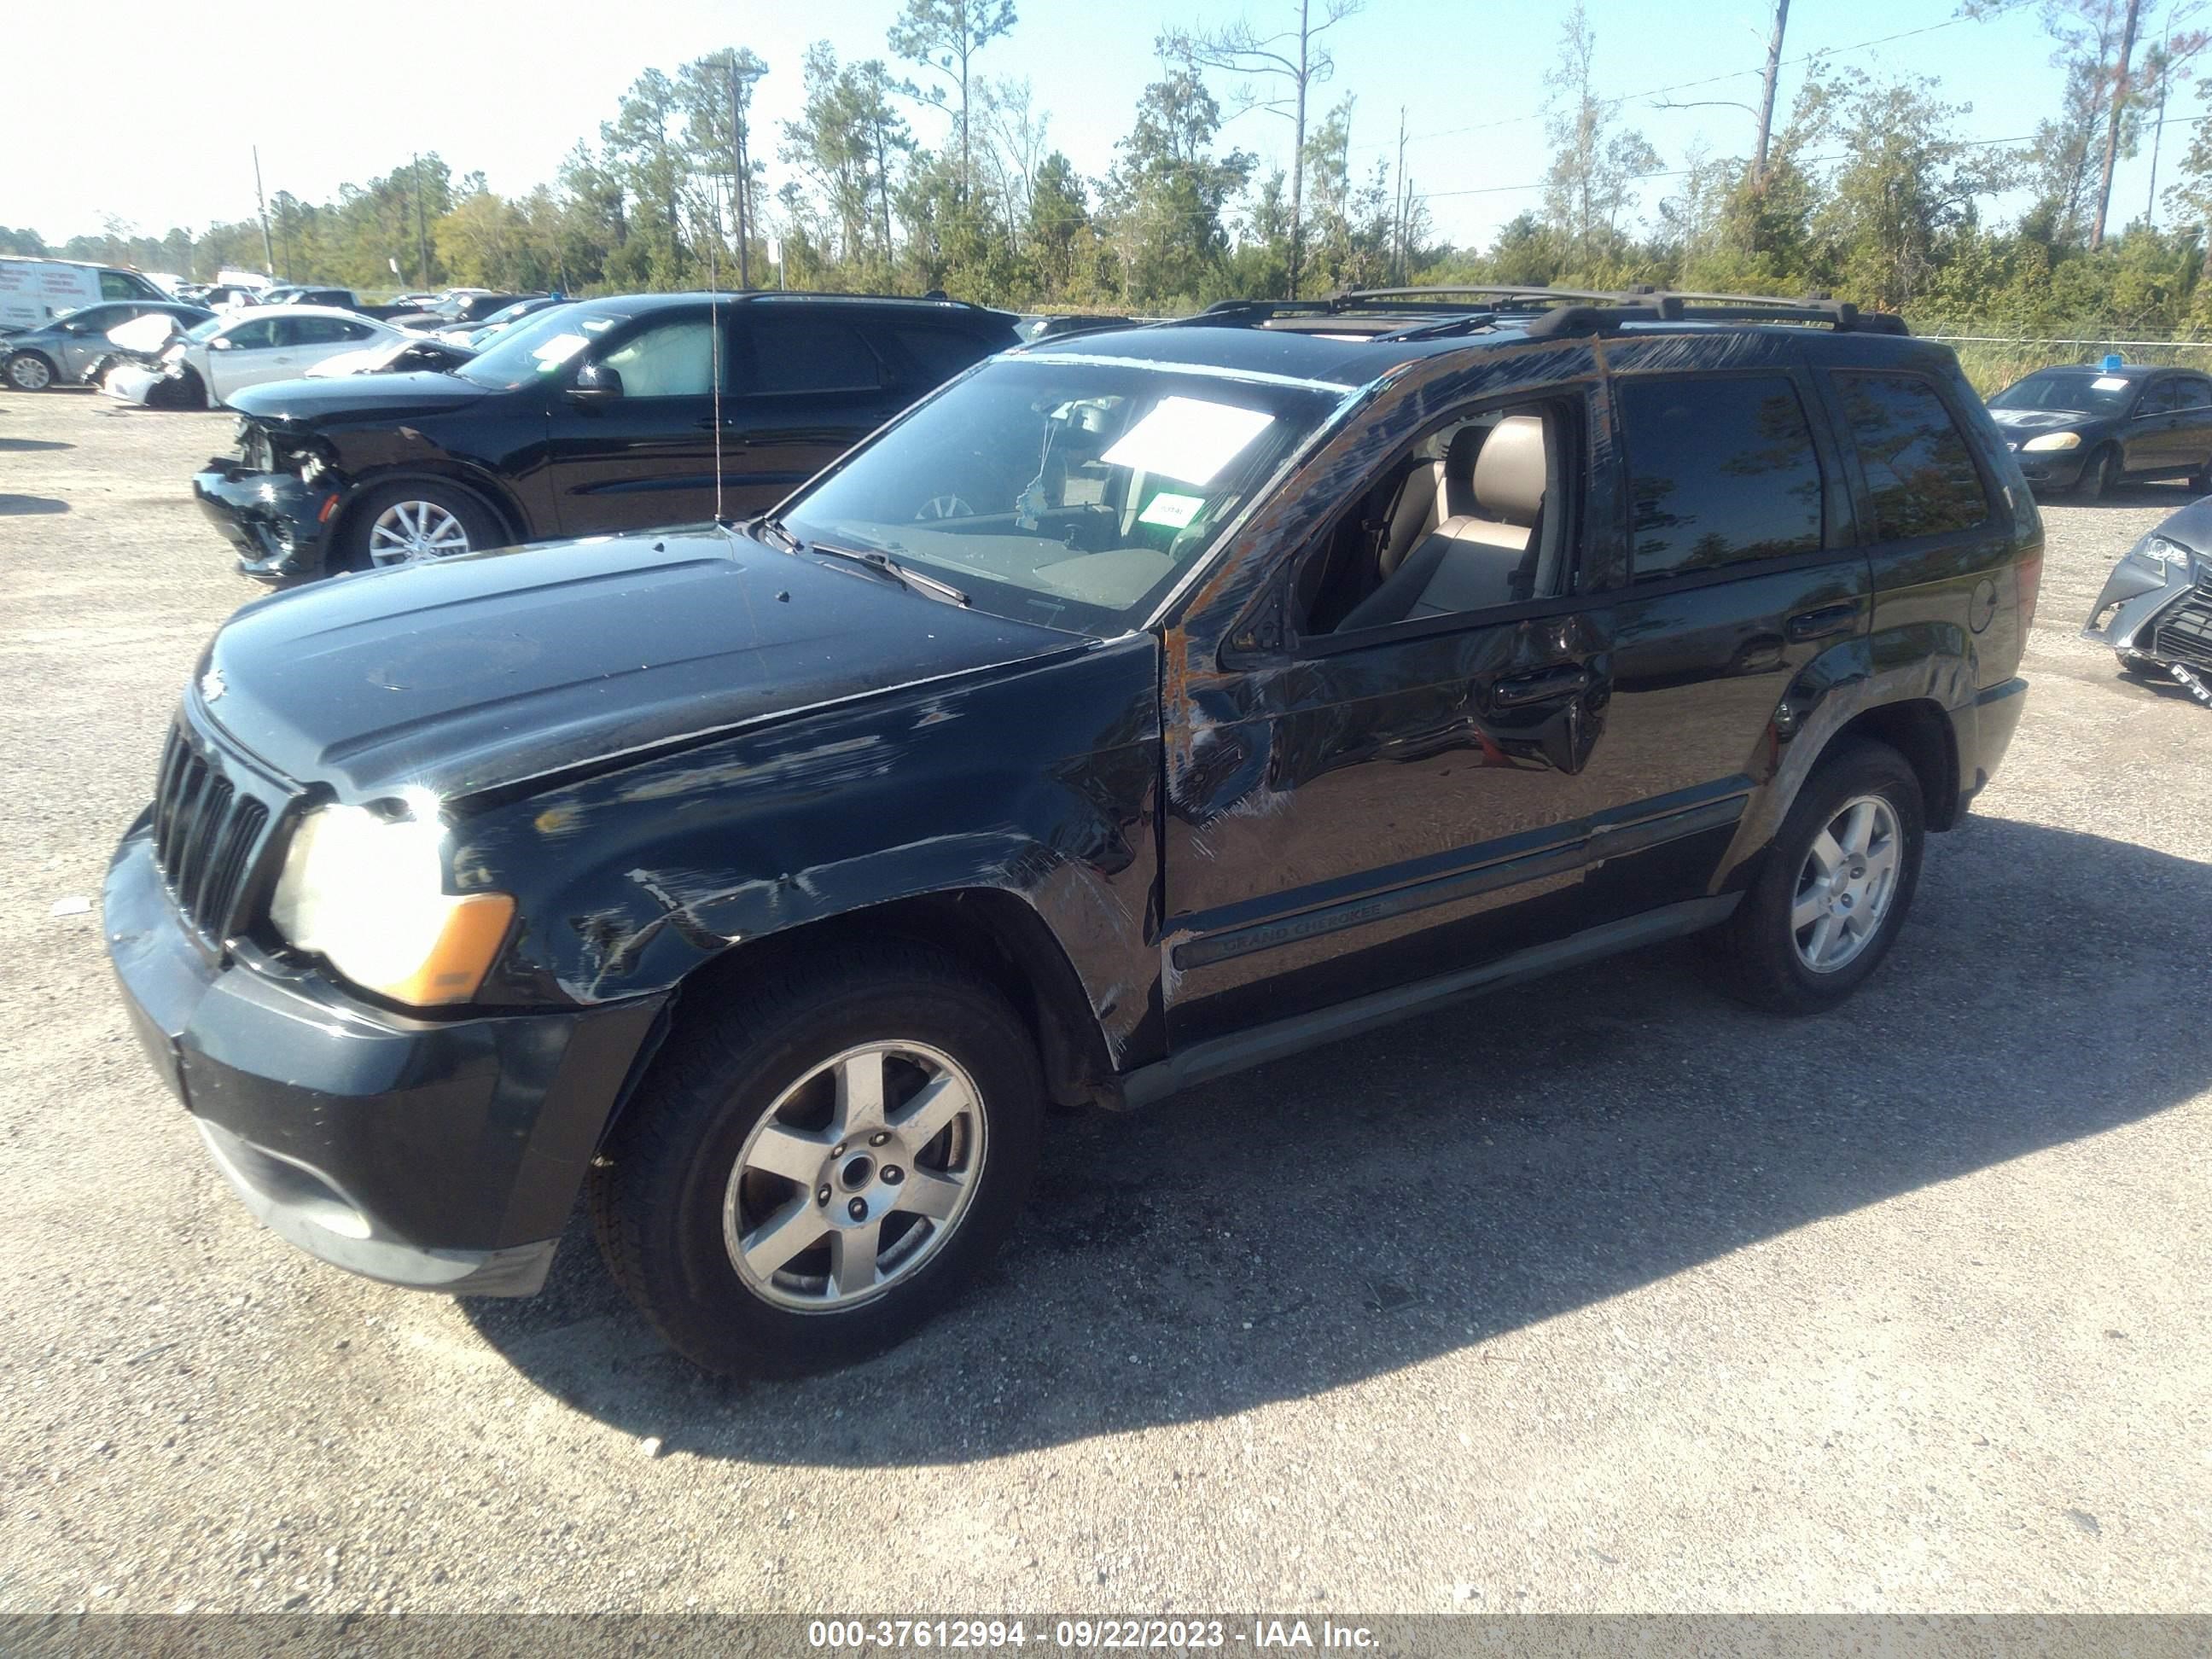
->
2146, 15, 2174, 230
1289, 0, 1311, 300
1752, 0, 1790, 191
1392, 106, 1408, 285
730, 56, 752, 289
412, 153, 431, 288
2092, 0, 2143, 248
253, 146, 276, 280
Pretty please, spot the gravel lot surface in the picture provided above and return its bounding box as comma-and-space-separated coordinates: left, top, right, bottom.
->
1, 388, 2207, 1617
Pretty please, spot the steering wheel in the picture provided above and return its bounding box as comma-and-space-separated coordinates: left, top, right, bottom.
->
913, 494, 975, 521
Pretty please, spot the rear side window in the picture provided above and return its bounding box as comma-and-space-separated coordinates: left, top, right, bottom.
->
885, 324, 992, 385
282, 316, 368, 346
1831, 372, 1990, 540
1617, 374, 1825, 580
2178, 377, 2212, 409
748, 317, 884, 394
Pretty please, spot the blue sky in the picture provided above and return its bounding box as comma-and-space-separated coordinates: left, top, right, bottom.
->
7, 0, 2200, 253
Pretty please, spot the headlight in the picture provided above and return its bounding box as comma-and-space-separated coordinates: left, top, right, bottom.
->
269, 795, 514, 1006
2132, 534, 2196, 571
2022, 431, 2083, 452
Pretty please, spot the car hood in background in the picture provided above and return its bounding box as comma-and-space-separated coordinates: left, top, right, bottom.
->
1988, 407, 2099, 432
199, 526, 1086, 800
224, 370, 489, 425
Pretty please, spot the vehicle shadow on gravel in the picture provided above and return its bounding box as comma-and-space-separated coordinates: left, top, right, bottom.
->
463, 818, 2212, 1463
0, 494, 70, 516
0, 437, 73, 453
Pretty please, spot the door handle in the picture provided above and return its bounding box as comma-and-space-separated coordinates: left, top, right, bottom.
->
1786, 602, 1859, 643
1491, 665, 1591, 707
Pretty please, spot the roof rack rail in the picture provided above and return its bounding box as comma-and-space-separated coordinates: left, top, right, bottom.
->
1187, 283, 1909, 338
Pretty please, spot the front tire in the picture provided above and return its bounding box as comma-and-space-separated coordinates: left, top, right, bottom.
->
338, 481, 502, 573
589, 946, 1045, 1377
2080, 444, 2122, 500
1707, 741, 1925, 1015
5, 352, 56, 392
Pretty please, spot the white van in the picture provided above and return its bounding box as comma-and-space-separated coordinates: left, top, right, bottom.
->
0, 257, 167, 334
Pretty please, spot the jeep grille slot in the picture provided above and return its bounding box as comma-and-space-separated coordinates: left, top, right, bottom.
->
151, 725, 276, 947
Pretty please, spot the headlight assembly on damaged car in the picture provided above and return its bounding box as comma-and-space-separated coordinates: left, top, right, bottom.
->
2131, 534, 2196, 571
269, 795, 514, 1006
2021, 431, 2084, 452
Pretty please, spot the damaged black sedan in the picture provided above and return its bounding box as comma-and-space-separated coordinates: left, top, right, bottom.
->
108, 288, 2036, 1377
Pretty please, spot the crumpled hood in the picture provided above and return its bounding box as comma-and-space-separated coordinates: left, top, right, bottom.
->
199, 526, 1084, 800
226, 369, 489, 425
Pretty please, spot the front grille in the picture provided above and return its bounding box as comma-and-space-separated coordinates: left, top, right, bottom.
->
151, 723, 280, 946
2152, 583, 2212, 671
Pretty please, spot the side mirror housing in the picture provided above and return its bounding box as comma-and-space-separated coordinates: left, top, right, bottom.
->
568, 359, 623, 399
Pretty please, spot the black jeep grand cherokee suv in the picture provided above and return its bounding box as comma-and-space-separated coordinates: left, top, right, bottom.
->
109, 287, 2037, 1377
190, 290, 1022, 581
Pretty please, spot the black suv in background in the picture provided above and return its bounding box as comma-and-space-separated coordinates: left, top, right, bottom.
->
190, 291, 1023, 579
109, 287, 2037, 1377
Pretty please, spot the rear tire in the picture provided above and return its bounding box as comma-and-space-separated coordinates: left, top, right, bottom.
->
337, 480, 502, 573
5, 352, 55, 392
1707, 741, 1925, 1015
589, 946, 1045, 1377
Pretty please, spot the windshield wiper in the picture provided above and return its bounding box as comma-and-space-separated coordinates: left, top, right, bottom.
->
806, 539, 971, 607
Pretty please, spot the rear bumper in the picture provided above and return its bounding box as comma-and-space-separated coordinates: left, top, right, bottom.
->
191, 461, 340, 582
1949, 677, 2029, 815
104, 818, 664, 1295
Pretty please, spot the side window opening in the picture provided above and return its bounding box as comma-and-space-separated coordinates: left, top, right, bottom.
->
746, 316, 886, 395
598, 316, 718, 398
1618, 373, 1825, 581
1294, 399, 1575, 638
1830, 370, 1992, 541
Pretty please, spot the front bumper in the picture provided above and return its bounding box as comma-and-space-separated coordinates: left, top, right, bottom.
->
191, 461, 341, 581
104, 818, 665, 1295
2012, 449, 2090, 490
2082, 556, 2212, 669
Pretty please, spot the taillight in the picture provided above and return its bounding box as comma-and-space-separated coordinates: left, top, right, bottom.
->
2017, 546, 2042, 635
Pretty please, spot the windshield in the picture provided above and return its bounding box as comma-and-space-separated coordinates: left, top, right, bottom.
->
1990, 370, 2138, 414
451, 302, 597, 388
775, 355, 1345, 634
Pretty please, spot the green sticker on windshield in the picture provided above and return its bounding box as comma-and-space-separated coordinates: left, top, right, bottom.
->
1138, 492, 1203, 529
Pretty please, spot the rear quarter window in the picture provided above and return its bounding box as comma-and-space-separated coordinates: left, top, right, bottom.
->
1617, 373, 1825, 580
1830, 371, 1991, 540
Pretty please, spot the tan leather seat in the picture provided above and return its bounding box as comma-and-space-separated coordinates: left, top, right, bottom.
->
1338, 415, 1549, 630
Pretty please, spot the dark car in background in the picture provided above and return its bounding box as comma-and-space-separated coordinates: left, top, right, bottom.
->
111, 286, 2036, 1377
386, 288, 537, 332
190, 291, 1024, 579
2, 300, 214, 391
1987, 361, 2212, 497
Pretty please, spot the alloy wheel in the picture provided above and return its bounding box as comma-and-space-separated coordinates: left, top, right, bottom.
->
367, 499, 471, 565
1790, 795, 1901, 972
723, 1040, 987, 1312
